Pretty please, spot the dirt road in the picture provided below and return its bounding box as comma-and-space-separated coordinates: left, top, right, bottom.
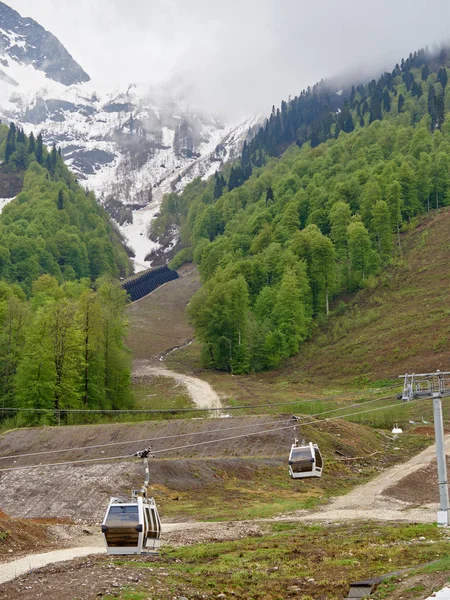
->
0, 433, 447, 585
298, 433, 450, 523
133, 359, 222, 410
0, 521, 264, 585
0, 546, 104, 585
0, 429, 448, 586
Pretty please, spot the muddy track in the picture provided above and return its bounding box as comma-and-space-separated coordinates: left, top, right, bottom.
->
133, 359, 222, 410
297, 433, 450, 523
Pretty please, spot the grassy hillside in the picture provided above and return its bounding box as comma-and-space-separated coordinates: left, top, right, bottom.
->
152, 47, 450, 376
295, 207, 450, 383
164, 207, 450, 415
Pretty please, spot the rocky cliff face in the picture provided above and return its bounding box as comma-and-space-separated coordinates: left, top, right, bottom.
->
0, 1, 90, 86
0, 2, 256, 270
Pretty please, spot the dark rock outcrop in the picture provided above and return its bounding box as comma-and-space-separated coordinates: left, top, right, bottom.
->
0, 1, 90, 85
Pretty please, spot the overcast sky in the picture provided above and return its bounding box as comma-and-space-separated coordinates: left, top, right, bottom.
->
7, 0, 450, 118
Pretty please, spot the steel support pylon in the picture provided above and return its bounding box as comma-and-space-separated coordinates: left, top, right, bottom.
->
433, 395, 450, 526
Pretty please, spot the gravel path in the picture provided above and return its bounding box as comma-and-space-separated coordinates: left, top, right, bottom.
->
297, 433, 450, 523
133, 359, 222, 410
0, 546, 105, 585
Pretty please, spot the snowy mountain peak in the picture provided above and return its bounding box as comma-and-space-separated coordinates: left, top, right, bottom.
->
0, 1, 89, 86
0, 4, 258, 272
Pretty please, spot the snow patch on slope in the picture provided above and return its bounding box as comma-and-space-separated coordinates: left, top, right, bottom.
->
0, 25, 258, 272
0, 197, 15, 213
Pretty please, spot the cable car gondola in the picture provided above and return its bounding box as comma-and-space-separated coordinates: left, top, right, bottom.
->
288, 441, 323, 479
101, 448, 161, 555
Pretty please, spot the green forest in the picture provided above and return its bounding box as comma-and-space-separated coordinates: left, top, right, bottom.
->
0, 123, 133, 425
154, 48, 450, 374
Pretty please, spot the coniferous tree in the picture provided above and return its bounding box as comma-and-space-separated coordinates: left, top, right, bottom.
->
383, 89, 391, 112
5, 123, 16, 163
51, 144, 58, 170
438, 67, 448, 88
213, 171, 226, 199
28, 132, 36, 155
369, 91, 382, 122
265, 186, 274, 205
36, 133, 44, 165
435, 89, 445, 129
16, 128, 25, 144
57, 189, 64, 210
428, 85, 437, 130
336, 101, 354, 134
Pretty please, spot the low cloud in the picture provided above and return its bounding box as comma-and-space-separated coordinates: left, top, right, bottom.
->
9, 0, 450, 119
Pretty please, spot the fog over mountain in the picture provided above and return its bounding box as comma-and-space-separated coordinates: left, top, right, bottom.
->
0, 1, 259, 271
4, 0, 450, 272
8, 0, 450, 118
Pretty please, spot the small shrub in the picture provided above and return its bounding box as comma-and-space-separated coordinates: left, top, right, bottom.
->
334, 301, 347, 316
169, 247, 193, 270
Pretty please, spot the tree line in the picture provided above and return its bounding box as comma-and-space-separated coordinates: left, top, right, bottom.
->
197, 46, 450, 198
0, 123, 134, 424
0, 123, 132, 295
0, 275, 132, 425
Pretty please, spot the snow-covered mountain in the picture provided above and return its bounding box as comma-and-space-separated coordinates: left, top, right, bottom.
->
0, 1, 89, 86
0, 2, 256, 270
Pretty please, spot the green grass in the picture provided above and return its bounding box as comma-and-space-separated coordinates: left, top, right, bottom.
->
131, 375, 200, 421
103, 591, 147, 600
107, 522, 450, 600
420, 554, 450, 574
374, 554, 450, 599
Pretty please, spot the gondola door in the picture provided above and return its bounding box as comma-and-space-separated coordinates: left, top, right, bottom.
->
102, 498, 145, 555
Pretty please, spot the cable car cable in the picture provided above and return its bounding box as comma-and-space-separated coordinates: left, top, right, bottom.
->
0, 387, 401, 414
0, 393, 400, 461
0, 394, 436, 473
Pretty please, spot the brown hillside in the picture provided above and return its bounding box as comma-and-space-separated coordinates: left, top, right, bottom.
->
126, 264, 199, 360
296, 208, 450, 383
166, 208, 450, 398
0, 167, 23, 198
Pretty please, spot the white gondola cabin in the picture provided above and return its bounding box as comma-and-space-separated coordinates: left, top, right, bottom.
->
102, 494, 161, 555
101, 447, 161, 555
288, 441, 323, 479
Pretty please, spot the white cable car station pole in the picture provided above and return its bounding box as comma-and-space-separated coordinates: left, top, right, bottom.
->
399, 370, 450, 526
433, 392, 450, 526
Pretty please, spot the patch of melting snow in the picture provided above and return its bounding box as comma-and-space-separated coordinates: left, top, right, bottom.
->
0, 197, 15, 213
